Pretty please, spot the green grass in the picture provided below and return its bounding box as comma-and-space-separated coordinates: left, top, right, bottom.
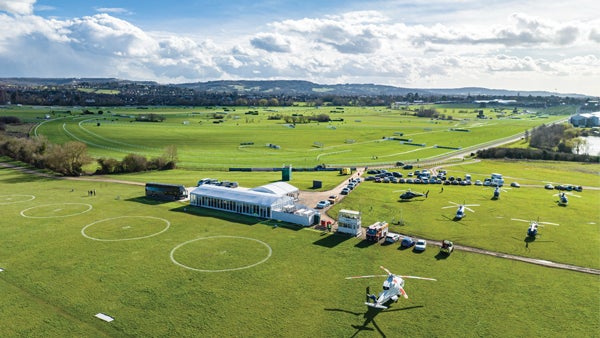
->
18, 105, 566, 169
1, 104, 598, 336
0, 161, 599, 337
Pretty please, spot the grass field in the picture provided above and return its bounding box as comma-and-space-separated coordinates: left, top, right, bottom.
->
13, 105, 567, 169
1, 104, 599, 337
1, 159, 599, 337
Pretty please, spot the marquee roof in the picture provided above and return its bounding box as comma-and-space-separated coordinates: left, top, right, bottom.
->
191, 184, 293, 207
250, 181, 299, 195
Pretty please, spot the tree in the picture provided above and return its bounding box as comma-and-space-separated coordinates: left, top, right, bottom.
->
44, 141, 92, 176
163, 145, 178, 168
121, 153, 148, 172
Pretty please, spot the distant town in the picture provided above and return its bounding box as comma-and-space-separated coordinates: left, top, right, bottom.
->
0, 78, 597, 109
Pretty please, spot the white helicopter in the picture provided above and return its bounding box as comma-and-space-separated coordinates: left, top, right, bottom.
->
346, 266, 436, 309
553, 191, 580, 206
442, 201, 479, 220
492, 186, 510, 200
512, 218, 559, 238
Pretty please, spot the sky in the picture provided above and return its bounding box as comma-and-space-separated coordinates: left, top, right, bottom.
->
0, 0, 599, 96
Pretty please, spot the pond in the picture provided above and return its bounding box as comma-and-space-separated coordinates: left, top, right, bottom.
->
575, 136, 600, 156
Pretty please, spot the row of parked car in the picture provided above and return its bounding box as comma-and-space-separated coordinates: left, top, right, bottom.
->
545, 183, 583, 192
340, 177, 362, 195
385, 232, 427, 251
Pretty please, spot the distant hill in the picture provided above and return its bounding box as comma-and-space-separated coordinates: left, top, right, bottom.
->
0, 77, 588, 98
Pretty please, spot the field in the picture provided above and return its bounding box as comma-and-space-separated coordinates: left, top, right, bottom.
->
1, 104, 599, 337
17, 105, 566, 169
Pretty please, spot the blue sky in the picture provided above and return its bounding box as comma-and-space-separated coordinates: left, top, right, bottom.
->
1, 0, 599, 95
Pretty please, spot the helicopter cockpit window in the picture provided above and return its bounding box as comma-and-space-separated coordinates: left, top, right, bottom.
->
383, 286, 389, 290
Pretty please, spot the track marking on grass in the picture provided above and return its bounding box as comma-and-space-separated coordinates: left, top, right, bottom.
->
61, 123, 145, 154
0, 195, 35, 205
170, 236, 272, 272
81, 216, 170, 241
78, 118, 160, 151
20, 203, 92, 218
316, 150, 352, 160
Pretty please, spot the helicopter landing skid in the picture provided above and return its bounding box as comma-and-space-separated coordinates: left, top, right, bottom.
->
365, 302, 388, 309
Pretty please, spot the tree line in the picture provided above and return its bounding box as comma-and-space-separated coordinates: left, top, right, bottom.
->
0, 132, 179, 176
477, 123, 599, 162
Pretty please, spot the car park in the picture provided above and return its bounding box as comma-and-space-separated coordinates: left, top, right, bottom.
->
385, 233, 401, 243
414, 239, 427, 251
400, 236, 415, 248
316, 200, 331, 209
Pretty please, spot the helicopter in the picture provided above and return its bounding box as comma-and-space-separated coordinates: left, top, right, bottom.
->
346, 266, 436, 309
492, 185, 507, 200
442, 201, 479, 220
512, 218, 559, 238
398, 189, 429, 201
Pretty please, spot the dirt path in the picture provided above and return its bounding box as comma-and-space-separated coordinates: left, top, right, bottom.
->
2, 161, 598, 275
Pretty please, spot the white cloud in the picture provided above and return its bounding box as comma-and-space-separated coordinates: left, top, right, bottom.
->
0, 6, 597, 95
0, 0, 35, 15
94, 7, 133, 15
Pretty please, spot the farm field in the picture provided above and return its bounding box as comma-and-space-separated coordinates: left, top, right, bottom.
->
1, 159, 599, 337
10, 104, 567, 169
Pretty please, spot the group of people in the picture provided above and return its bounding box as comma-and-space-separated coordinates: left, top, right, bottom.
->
88, 189, 96, 196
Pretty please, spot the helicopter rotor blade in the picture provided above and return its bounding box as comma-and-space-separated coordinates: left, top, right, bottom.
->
345, 275, 387, 280
379, 266, 392, 275
539, 221, 559, 226
398, 276, 437, 281
511, 218, 530, 223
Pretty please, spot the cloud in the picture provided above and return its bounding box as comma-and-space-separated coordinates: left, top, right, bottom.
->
94, 7, 133, 15
0, 0, 35, 15
250, 33, 291, 53
0, 8, 597, 95
590, 28, 600, 43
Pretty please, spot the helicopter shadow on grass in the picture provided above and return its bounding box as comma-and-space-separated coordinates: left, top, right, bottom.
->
325, 304, 424, 337
439, 214, 469, 226
512, 236, 553, 250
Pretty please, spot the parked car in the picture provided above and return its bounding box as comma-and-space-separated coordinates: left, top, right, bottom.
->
340, 188, 350, 195
544, 183, 554, 190
316, 200, 331, 209
328, 195, 338, 204
510, 182, 520, 188
400, 236, 415, 248
414, 239, 427, 251
385, 233, 401, 243
475, 180, 483, 186
403, 164, 413, 170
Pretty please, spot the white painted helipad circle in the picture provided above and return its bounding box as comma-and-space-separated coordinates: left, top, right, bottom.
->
170, 236, 272, 272
0, 195, 36, 205
20, 203, 92, 218
81, 216, 170, 241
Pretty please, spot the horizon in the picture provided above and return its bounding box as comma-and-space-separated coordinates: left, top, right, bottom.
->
1, 0, 599, 96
